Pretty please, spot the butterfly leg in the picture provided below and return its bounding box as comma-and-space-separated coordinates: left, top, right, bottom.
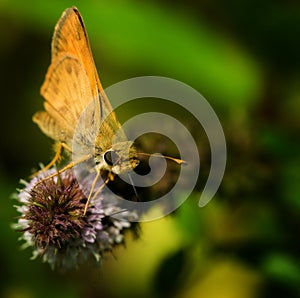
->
30, 142, 72, 178
83, 172, 115, 215
84, 170, 111, 215
34, 153, 92, 187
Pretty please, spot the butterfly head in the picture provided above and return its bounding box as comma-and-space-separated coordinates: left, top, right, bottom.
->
95, 141, 139, 175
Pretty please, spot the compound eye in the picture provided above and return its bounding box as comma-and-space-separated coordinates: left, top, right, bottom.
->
104, 150, 119, 166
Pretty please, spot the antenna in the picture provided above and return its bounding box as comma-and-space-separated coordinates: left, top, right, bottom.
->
137, 152, 187, 165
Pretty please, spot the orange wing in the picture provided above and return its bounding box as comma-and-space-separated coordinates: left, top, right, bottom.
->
33, 56, 98, 148
33, 7, 123, 151
49, 7, 118, 124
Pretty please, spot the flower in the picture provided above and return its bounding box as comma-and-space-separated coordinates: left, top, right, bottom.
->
13, 168, 138, 270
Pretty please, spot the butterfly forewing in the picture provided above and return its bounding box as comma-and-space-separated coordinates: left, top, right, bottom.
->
35, 56, 99, 149
50, 7, 118, 124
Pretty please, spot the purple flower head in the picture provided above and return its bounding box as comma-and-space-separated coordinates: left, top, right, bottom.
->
13, 168, 138, 270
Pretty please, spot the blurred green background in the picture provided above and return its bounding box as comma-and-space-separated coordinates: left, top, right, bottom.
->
1, 0, 300, 297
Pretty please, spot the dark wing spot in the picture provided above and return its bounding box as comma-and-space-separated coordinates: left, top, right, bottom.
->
66, 63, 72, 74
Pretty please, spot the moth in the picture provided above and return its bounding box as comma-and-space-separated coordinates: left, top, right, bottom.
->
33, 7, 184, 214
33, 7, 140, 213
